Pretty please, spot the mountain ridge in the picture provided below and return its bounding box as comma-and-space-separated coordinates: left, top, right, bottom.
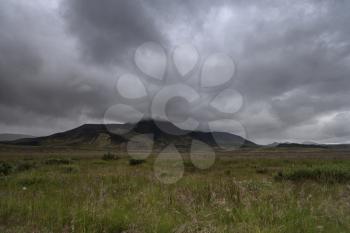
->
1, 120, 257, 150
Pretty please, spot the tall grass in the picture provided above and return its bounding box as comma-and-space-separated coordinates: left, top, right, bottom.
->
0, 157, 350, 232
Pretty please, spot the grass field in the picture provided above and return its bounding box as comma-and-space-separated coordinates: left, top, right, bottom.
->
1, 148, 350, 233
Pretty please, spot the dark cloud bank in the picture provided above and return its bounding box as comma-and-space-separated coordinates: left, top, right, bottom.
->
0, 0, 350, 144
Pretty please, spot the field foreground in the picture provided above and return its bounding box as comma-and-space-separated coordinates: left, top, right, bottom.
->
1, 148, 350, 233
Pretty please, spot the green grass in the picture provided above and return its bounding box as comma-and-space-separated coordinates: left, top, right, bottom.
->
0, 156, 350, 232
275, 164, 350, 183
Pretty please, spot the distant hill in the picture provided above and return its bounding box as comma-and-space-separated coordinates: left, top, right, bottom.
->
265, 142, 280, 147
276, 142, 350, 150
1, 120, 257, 151
302, 141, 320, 145
0, 133, 33, 142
276, 143, 327, 149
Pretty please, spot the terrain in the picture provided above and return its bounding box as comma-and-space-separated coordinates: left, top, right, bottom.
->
1, 121, 350, 233
1, 153, 350, 233
1, 120, 257, 151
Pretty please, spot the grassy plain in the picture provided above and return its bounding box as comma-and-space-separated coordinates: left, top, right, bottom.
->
0, 146, 350, 233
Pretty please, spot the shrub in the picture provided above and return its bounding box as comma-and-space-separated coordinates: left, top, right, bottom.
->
102, 152, 119, 161
275, 165, 350, 183
0, 161, 37, 176
0, 161, 13, 176
129, 159, 145, 166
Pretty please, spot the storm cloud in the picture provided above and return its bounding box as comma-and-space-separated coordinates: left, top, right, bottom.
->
1, 0, 350, 144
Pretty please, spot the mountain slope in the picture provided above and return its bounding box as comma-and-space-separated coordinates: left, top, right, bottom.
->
0, 134, 34, 142
3, 120, 257, 150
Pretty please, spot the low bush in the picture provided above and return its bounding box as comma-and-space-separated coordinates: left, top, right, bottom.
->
0, 161, 13, 176
129, 159, 145, 166
0, 161, 37, 176
275, 165, 350, 183
102, 152, 119, 161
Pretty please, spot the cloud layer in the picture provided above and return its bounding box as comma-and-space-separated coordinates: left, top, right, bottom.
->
1, 0, 350, 144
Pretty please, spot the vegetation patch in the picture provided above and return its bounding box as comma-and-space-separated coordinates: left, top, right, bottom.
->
44, 158, 72, 165
129, 159, 145, 166
102, 152, 120, 161
275, 165, 350, 183
0, 161, 37, 176
255, 167, 269, 174
0, 161, 13, 176
183, 160, 198, 173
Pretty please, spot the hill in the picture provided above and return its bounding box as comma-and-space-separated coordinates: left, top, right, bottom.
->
1, 120, 257, 151
276, 142, 350, 150
0, 134, 34, 142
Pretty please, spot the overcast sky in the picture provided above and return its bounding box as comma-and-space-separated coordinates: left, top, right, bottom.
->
1, 0, 350, 144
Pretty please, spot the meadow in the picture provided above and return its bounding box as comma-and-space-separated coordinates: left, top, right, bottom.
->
0, 147, 350, 233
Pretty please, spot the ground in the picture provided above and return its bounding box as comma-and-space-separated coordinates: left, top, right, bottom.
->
0, 146, 350, 233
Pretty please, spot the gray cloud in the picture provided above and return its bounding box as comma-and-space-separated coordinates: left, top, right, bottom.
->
61, 0, 165, 65
0, 1, 117, 135
1, 0, 350, 144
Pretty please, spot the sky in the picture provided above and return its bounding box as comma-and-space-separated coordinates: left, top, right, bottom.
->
1, 0, 350, 144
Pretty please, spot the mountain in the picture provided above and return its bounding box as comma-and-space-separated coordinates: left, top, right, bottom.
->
276, 142, 350, 149
0, 133, 34, 142
302, 141, 320, 145
276, 143, 327, 149
265, 142, 280, 147
2, 120, 257, 150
